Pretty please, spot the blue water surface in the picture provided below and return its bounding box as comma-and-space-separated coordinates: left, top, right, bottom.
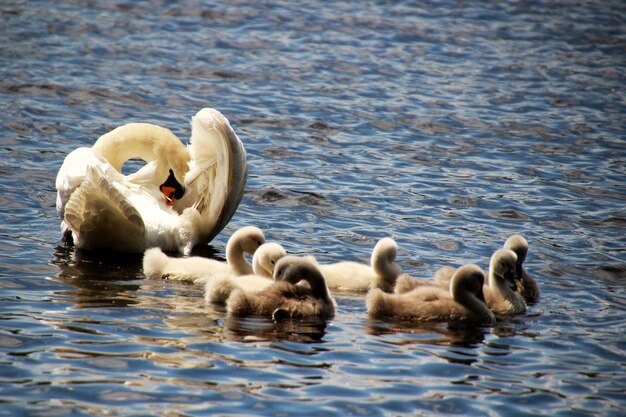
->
1, 1, 625, 416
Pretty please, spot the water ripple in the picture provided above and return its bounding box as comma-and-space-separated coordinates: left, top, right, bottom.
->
1, 0, 626, 416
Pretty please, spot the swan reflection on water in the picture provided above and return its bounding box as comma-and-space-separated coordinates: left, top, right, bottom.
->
49, 245, 329, 344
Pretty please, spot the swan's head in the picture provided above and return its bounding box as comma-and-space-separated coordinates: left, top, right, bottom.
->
158, 139, 189, 207
489, 249, 518, 292
252, 242, 287, 278
159, 169, 185, 205
451, 264, 487, 303
503, 235, 528, 281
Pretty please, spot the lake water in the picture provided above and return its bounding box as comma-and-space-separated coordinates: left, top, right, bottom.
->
1, 1, 625, 416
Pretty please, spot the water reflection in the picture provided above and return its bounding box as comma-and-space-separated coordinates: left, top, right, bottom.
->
224, 315, 329, 344
365, 318, 488, 349
49, 245, 143, 308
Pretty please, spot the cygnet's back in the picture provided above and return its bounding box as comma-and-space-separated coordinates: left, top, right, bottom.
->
204, 242, 286, 304
142, 225, 264, 282
319, 237, 402, 292
226, 256, 335, 320
367, 264, 495, 324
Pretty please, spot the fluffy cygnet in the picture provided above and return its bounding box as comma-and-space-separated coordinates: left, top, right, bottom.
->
397, 249, 527, 315
504, 234, 539, 304
366, 264, 496, 324
204, 242, 287, 305
142, 226, 264, 281
226, 255, 335, 320
484, 248, 526, 315
318, 237, 403, 292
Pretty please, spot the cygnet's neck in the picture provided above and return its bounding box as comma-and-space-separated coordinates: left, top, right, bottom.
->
371, 238, 402, 286
226, 237, 252, 275
450, 266, 495, 323
289, 265, 331, 301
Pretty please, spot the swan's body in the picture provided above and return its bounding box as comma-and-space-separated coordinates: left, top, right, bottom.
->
226, 256, 335, 320
203, 242, 287, 304
367, 264, 495, 324
318, 238, 403, 292
484, 249, 526, 315
142, 226, 264, 281
504, 235, 539, 304
56, 108, 247, 254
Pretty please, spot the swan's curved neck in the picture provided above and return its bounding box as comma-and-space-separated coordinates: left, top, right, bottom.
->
93, 123, 189, 181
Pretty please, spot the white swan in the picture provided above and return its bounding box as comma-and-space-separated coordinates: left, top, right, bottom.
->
318, 238, 403, 292
203, 242, 287, 304
142, 226, 265, 281
56, 108, 247, 254
504, 235, 539, 303
366, 264, 496, 324
226, 256, 336, 320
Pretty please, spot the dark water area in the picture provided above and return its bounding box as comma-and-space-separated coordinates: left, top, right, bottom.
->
1, 1, 625, 416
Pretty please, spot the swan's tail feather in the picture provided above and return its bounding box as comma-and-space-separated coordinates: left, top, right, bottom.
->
63, 165, 146, 252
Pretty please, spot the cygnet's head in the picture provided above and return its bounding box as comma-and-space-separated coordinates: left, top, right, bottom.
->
273, 256, 321, 283
503, 234, 528, 280
274, 255, 329, 301
252, 242, 287, 278
230, 226, 265, 255
490, 249, 518, 291
451, 264, 487, 303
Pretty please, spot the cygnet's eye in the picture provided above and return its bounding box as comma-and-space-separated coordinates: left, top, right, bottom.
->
270, 260, 275, 265
256, 240, 263, 247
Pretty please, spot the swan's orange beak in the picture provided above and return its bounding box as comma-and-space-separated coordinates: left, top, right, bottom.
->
159, 169, 185, 206
161, 186, 177, 206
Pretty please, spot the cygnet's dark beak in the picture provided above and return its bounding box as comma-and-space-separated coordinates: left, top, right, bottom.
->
159, 169, 185, 205
504, 270, 518, 291
476, 288, 487, 304
515, 263, 524, 282
272, 308, 290, 321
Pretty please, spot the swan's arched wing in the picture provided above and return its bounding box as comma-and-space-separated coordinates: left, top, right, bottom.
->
179, 108, 247, 244
208, 111, 247, 242
63, 164, 146, 252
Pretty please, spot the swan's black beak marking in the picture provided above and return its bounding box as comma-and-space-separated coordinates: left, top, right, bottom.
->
160, 169, 185, 206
